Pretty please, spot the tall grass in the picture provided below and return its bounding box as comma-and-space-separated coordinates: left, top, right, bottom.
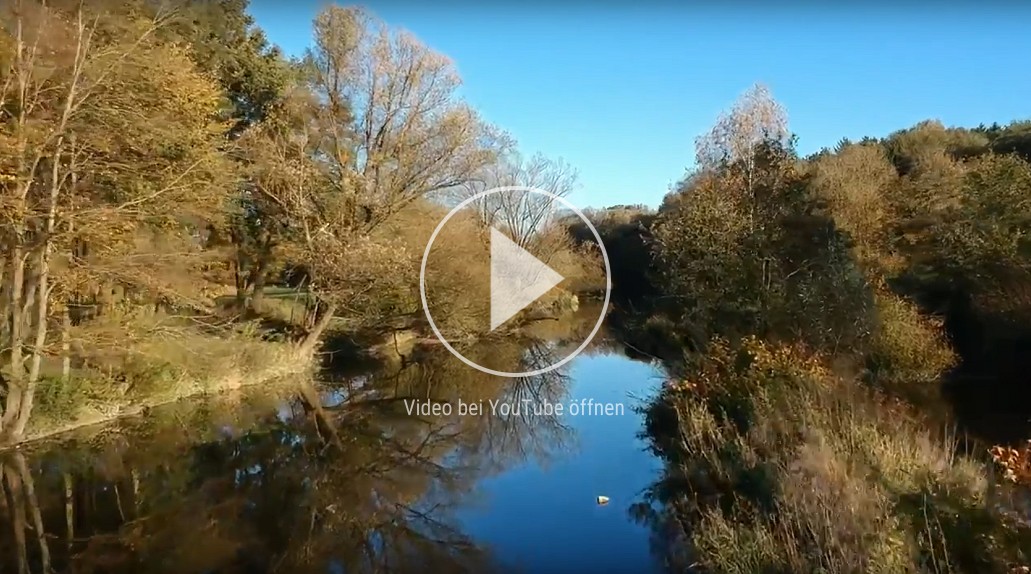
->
26, 314, 305, 441
644, 337, 1031, 574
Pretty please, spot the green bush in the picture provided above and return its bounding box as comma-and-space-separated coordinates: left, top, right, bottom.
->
866, 290, 957, 390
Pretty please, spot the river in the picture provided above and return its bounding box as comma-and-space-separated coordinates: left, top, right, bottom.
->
0, 310, 669, 574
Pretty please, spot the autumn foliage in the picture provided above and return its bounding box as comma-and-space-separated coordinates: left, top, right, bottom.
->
0, 1, 600, 444
635, 84, 1031, 573
991, 441, 1031, 487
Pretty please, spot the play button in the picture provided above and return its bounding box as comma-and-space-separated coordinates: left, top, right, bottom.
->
490, 227, 565, 331
419, 185, 612, 378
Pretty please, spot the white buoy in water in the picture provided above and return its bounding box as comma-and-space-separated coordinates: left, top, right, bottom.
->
596, 495, 610, 505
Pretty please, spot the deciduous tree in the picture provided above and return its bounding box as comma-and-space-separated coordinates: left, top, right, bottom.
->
0, 0, 235, 440
237, 6, 499, 354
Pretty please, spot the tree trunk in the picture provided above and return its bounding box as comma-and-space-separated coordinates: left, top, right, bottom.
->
231, 223, 249, 309
18, 273, 37, 338
297, 301, 338, 357
64, 162, 76, 383
245, 234, 275, 314
248, 260, 269, 314
234, 252, 247, 309
61, 305, 71, 381
12, 134, 62, 440
13, 246, 52, 439
304, 297, 321, 330
3, 248, 27, 433
0, 255, 8, 341
297, 381, 343, 449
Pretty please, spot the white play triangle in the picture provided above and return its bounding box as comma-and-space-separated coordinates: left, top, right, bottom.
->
489, 227, 565, 332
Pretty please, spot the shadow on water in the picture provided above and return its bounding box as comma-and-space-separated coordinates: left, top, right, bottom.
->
0, 304, 667, 574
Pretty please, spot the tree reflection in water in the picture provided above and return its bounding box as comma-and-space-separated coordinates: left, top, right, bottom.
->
0, 334, 578, 574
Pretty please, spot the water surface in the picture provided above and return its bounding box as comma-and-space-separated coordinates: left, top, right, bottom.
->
453, 353, 664, 574
0, 319, 667, 574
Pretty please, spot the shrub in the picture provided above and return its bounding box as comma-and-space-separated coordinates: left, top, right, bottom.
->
866, 290, 957, 390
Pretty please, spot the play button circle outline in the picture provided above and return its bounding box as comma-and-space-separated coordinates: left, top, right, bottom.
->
419, 186, 612, 378
489, 226, 566, 332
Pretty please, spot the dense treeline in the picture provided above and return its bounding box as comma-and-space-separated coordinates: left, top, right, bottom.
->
586, 84, 1031, 573
0, 0, 601, 444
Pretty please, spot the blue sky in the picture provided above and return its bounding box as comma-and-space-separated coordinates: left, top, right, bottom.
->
249, 1, 1031, 209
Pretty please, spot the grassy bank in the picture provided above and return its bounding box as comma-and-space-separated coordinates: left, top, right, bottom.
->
641, 337, 1031, 574
15, 287, 593, 448
14, 320, 311, 448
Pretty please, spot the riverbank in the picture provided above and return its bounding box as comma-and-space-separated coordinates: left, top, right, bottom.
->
10, 291, 593, 451
4, 328, 312, 450
638, 335, 1031, 573
362, 291, 591, 364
